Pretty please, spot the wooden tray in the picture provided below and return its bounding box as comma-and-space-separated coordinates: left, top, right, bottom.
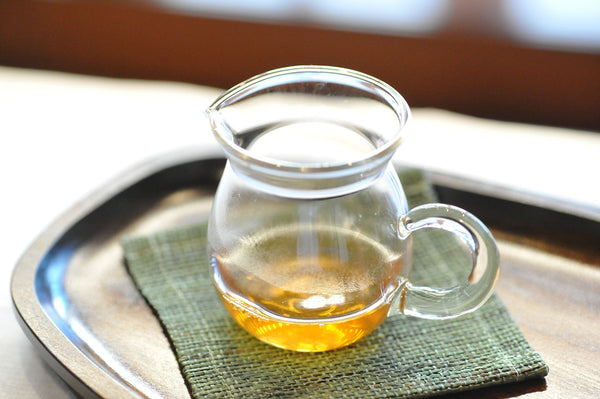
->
11, 149, 600, 398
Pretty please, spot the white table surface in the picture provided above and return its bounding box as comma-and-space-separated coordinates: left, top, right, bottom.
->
1, 66, 598, 398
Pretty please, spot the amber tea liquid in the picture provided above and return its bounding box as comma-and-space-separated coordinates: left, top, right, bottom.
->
211, 224, 406, 352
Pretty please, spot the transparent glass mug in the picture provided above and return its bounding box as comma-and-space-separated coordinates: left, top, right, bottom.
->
206, 66, 499, 352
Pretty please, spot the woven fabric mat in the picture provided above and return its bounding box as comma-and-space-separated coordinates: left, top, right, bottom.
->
122, 169, 548, 398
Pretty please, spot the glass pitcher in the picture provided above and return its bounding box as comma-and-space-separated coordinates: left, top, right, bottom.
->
205, 65, 499, 352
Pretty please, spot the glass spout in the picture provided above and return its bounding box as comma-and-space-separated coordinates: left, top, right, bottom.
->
205, 65, 410, 198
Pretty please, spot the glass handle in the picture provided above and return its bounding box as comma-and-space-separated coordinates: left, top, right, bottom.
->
397, 203, 500, 319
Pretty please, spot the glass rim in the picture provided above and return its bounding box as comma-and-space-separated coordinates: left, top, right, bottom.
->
205, 65, 410, 174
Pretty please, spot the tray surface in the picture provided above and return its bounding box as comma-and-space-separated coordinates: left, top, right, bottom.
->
11, 150, 600, 398
12, 150, 225, 398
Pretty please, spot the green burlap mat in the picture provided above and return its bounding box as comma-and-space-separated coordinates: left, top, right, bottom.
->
122, 169, 548, 398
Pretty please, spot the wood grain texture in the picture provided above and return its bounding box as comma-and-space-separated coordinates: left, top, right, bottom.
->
492, 241, 599, 398
416, 236, 600, 399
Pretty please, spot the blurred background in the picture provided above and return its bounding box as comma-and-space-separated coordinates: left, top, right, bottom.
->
1, 0, 599, 131
1, 3, 599, 397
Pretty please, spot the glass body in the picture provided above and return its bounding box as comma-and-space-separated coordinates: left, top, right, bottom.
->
206, 66, 499, 352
